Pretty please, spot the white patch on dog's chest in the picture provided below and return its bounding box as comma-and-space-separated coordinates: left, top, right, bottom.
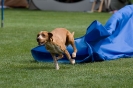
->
45, 42, 63, 54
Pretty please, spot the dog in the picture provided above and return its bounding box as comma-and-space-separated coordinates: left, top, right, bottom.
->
37, 28, 77, 70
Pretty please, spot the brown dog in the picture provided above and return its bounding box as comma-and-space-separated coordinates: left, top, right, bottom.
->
37, 28, 77, 70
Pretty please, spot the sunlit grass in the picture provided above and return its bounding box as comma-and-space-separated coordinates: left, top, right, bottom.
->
0, 8, 133, 88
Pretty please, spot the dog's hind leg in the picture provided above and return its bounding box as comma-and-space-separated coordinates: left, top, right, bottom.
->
51, 54, 60, 70
67, 32, 77, 58
67, 33, 77, 58
64, 50, 75, 64
71, 42, 77, 58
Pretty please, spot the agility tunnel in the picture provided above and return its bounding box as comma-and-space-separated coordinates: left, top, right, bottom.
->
31, 5, 133, 63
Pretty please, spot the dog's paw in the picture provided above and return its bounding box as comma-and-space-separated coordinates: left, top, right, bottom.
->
55, 66, 60, 70
72, 52, 76, 58
71, 59, 75, 65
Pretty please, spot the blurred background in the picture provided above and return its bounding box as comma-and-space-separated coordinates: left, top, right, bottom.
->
0, 0, 132, 12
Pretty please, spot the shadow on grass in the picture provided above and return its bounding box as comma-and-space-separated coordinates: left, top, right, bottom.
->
29, 60, 39, 63
24, 66, 54, 70
22, 60, 71, 70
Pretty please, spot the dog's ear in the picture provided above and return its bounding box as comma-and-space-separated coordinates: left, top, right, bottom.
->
48, 32, 53, 38
48, 33, 53, 41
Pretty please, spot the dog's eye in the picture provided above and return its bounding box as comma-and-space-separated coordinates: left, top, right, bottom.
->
37, 34, 39, 37
42, 34, 45, 37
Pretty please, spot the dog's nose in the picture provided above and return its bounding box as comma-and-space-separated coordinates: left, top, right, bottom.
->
37, 38, 40, 42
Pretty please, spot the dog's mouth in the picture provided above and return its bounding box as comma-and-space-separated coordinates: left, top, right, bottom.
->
38, 42, 45, 45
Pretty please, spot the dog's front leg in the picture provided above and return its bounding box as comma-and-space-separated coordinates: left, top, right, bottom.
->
51, 54, 60, 70
64, 50, 75, 64
56, 54, 64, 60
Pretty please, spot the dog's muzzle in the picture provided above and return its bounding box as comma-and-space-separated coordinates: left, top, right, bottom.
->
37, 38, 44, 45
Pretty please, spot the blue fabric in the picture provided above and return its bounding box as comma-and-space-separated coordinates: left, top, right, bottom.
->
31, 5, 133, 63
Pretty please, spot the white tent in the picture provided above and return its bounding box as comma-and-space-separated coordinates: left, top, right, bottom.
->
28, 0, 128, 12
29, 0, 92, 11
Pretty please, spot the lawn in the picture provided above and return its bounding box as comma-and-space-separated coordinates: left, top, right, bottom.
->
0, 8, 133, 88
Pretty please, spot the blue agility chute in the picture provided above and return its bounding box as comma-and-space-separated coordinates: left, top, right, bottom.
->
31, 5, 133, 63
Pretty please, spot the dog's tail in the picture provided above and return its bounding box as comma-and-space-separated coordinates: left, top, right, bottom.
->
72, 32, 75, 36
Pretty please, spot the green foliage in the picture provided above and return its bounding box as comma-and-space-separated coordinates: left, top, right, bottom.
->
0, 9, 133, 88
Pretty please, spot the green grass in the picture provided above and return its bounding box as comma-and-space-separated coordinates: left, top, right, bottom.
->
0, 8, 133, 88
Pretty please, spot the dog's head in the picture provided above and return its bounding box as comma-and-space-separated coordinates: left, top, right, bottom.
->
37, 31, 53, 45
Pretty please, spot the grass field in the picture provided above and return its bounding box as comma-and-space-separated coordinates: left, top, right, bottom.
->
0, 8, 133, 88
